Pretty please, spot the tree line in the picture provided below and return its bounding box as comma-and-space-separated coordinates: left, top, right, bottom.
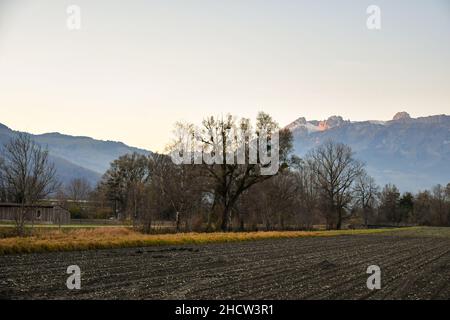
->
76, 113, 450, 232
1, 114, 449, 234
94, 142, 450, 232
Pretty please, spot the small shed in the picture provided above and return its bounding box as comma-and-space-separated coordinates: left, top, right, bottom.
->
0, 203, 71, 224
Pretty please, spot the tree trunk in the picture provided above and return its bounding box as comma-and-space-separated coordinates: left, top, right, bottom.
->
220, 206, 231, 232
364, 207, 369, 227
143, 217, 152, 234
175, 211, 181, 232
336, 207, 342, 230
15, 205, 26, 236
239, 215, 245, 231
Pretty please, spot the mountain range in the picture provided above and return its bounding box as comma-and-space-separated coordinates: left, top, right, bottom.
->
285, 112, 450, 191
1, 111, 449, 191
0, 123, 149, 186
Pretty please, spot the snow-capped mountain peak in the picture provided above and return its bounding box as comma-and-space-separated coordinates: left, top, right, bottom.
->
285, 115, 348, 133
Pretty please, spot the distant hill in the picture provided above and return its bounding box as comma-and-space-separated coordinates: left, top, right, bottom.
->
0, 123, 150, 186
2, 112, 449, 192
286, 112, 450, 192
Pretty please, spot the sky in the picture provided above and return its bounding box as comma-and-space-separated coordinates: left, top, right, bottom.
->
0, 0, 449, 152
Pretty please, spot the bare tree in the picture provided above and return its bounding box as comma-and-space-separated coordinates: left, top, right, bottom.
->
378, 184, 401, 224
164, 123, 209, 231
0, 133, 59, 235
292, 157, 319, 230
242, 170, 298, 231
172, 112, 293, 231
431, 184, 447, 226
130, 181, 155, 233
0, 157, 7, 202
353, 172, 379, 227
66, 177, 92, 201
308, 141, 364, 229
148, 152, 204, 232
100, 153, 150, 220
413, 190, 432, 225
62, 177, 93, 219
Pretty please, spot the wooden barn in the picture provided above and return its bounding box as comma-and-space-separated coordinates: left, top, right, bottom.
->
0, 203, 71, 224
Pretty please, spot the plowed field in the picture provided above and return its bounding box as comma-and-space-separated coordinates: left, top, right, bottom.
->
1, 228, 449, 299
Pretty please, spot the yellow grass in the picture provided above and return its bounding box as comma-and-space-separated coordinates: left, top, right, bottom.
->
0, 226, 421, 255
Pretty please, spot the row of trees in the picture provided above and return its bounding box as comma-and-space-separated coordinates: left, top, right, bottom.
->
96, 142, 450, 232
95, 113, 450, 232
377, 183, 450, 227
98, 112, 293, 232
231, 146, 450, 230
1, 114, 449, 234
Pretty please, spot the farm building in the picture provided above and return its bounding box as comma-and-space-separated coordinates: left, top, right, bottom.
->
0, 203, 71, 224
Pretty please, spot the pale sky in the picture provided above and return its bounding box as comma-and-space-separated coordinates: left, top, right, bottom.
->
0, 0, 449, 152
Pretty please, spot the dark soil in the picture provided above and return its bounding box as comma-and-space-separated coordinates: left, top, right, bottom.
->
1, 233, 449, 299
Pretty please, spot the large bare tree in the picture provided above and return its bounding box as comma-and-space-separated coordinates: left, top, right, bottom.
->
308, 141, 364, 229
292, 157, 319, 230
431, 184, 448, 226
169, 112, 293, 231
353, 172, 379, 226
148, 152, 204, 232
0, 133, 59, 235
